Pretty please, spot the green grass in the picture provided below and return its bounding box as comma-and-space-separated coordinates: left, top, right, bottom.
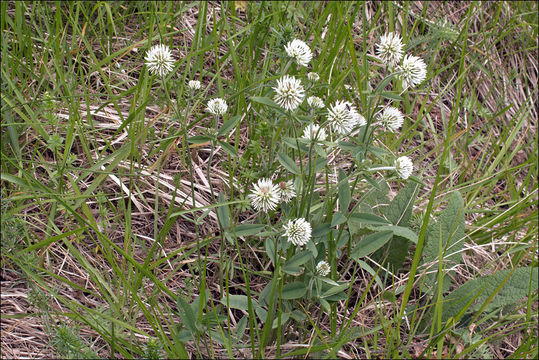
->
1, 1, 537, 358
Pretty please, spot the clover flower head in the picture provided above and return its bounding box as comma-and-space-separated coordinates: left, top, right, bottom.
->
398, 55, 427, 88
316, 261, 331, 276
307, 72, 320, 82
145, 44, 174, 76
307, 96, 324, 109
188, 80, 201, 90
206, 98, 228, 116
327, 100, 365, 135
395, 156, 413, 179
302, 123, 327, 142
248, 178, 280, 212
283, 218, 312, 246
377, 32, 404, 67
379, 106, 404, 132
273, 75, 305, 111
284, 39, 313, 67
278, 180, 296, 203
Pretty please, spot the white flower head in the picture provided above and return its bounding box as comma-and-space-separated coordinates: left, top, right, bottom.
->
248, 178, 280, 212
284, 39, 313, 67
188, 80, 201, 90
307, 96, 324, 109
379, 106, 404, 132
307, 72, 320, 82
283, 218, 312, 246
327, 100, 366, 135
302, 123, 327, 142
278, 180, 296, 203
145, 44, 174, 76
398, 55, 427, 88
273, 75, 305, 111
206, 98, 228, 116
377, 32, 404, 67
316, 261, 331, 276
395, 156, 413, 179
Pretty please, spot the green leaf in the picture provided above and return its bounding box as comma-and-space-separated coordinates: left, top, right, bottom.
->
351, 230, 393, 259
384, 236, 410, 272
283, 137, 309, 152
358, 179, 389, 210
439, 267, 538, 324
190, 290, 209, 316
331, 212, 347, 227
313, 143, 327, 158
250, 96, 280, 109
217, 140, 238, 157
217, 115, 241, 137
284, 250, 311, 268
235, 315, 248, 340
356, 260, 384, 289
373, 72, 400, 94
338, 169, 351, 212
371, 182, 420, 271
382, 182, 420, 226
177, 296, 198, 336
216, 193, 231, 230
231, 224, 265, 237
313, 157, 328, 173
220, 295, 252, 311
421, 191, 466, 288
367, 145, 391, 161
380, 91, 404, 101
265, 237, 276, 265
255, 306, 268, 322
283, 264, 302, 276
349, 213, 389, 226
281, 282, 307, 300
272, 312, 290, 329
277, 152, 300, 175
306, 240, 318, 258
290, 310, 306, 322
187, 135, 212, 144
337, 141, 357, 152
320, 298, 331, 313
365, 225, 418, 244
363, 173, 386, 191
320, 283, 349, 298
312, 223, 331, 238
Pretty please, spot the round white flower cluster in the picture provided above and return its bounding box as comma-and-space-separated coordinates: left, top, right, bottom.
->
249, 178, 297, 212
188, 80, 201, 90
283, 218, 312, 246
398, 55, 427, 89
327, 100, 366, 135
284, 39, 313, 67
307, 72, 320, 82
248, 178, 280, 212
302, 123, 327, 142
273, 75, 305, 111
377, 32, 404, 67
206, 98, 228, 116
307, 96, 324, 109
395, 156, 414, 179
379, 106, 404, 132
376, 33, 427, 88
316, 261, 331, 276
278, 180, 296, 203
145, 44, 174, 76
